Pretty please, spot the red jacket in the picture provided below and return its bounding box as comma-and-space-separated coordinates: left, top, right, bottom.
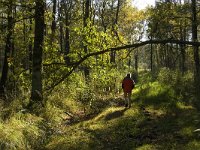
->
122, 77, 135, 93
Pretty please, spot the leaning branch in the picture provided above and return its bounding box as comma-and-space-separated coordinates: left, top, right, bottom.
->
45, 39, 200, 91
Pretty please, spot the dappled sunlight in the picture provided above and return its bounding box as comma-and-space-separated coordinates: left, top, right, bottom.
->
86, 121, 106, 131
124, 106, 140, 117
46, 129, 94, 150
140, 106, 167, 118
1, 0, 200, 149
175, 101, 194, 110
93, 107, 126, 121
134, 81, 176, 109
136, 144, 157, 150
180, 127, 195, 137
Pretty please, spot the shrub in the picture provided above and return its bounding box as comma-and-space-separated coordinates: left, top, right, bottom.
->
157, 68, 194, 104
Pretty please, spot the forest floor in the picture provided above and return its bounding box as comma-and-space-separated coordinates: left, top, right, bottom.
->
45, 84, 200, 150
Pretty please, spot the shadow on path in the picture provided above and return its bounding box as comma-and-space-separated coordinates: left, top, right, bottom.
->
104, 108, 127, 121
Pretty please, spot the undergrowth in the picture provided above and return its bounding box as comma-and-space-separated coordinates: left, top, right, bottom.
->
45, 69, 200, 150
0, 69, 200, 149
0, 112, 44, 150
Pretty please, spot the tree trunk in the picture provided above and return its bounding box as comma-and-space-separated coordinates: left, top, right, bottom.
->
100, 1, 107, 32
180, 23, 186, 75
0, 3, 13, 99
83, 0, 90, 78
150, 35, 153, 72
51, 0, 57, 37
59, 0, 64, 52
29, 16, 33, 73
110, 0, 120, 64
30, 0, 45, 106
0, 49, 8, 99
191, 0, 200, 91
64, 1, 72, 65
134, 49, 138, 72
64, 17, 70, 64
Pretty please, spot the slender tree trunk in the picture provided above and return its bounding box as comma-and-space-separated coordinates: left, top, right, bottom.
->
30, 0, 45, 106
180, 44, 186, 74
0, 48, 9, 98
64, 1, 71, 65
0, 3, 13, 99
150, 35, 153, 72
180, 23, 186, 75
51, 0, 57, 37
100, 1, 107, 32
110, 0, 120, 64
23, 19, 29, 70
155, 45, 159, 69
64, 18, 70, 64
83, 0, 90, 78
191, 0, 200, 91
165, 44, 169, 68
29, 16, 33, 73
50, 0, 57, 49
134, 49, 138, 72
59, 0, 64, 52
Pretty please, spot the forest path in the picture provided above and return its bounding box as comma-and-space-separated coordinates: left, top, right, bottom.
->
46, 89, 200, 150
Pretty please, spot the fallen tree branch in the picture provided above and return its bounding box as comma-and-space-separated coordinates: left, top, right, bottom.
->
44, 39, 200, 92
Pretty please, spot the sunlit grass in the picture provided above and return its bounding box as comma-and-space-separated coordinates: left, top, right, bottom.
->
184, 140, 200, 150
136, 144, 158, 150
0, 112, 44, 150
93, 107, 124, 121
180, 127, 195, 137
176, 101, 194, 110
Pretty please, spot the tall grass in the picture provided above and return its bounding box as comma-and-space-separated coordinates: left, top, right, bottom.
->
0, 112, 44, 150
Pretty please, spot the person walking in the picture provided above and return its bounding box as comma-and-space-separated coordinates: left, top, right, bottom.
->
122, 73, 135, 108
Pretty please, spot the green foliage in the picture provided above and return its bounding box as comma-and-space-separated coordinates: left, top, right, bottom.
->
47, 65, 128, 112
91, 67, 125, 93
157, 68, 194, 103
